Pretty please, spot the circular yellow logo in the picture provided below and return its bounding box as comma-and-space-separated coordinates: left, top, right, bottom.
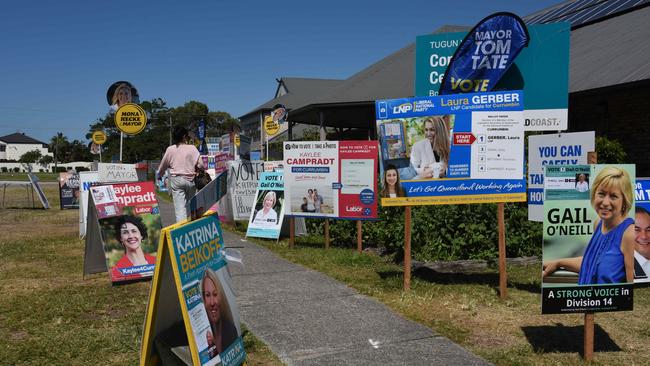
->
264, 115, 280, 136
234, 134, 240, 147
115, 103, 147, 135
92, 130, 107, 145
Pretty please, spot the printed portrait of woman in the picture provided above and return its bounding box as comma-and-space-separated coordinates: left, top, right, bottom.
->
381, 165, 405, 198
252, 191, 279, 227
543, 166, 635, 284
110, 215, 156, 279
107, 81, 139, 113
201, 268, 238, 358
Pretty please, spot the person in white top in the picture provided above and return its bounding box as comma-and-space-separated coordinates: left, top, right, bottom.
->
575, 173, 589, 192
634, 206, 650, 280
253, 191, 278, 227
409, 116, 450, 179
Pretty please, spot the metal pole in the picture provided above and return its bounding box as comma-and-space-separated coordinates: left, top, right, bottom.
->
498, 202, 508, 299
120, 132, 123, 163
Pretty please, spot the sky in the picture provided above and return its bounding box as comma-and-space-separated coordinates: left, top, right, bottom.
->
0, 0, 562, 144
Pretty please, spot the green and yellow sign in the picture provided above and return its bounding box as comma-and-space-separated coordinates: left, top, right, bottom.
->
92, 130, 107, 145
115, 103, 147, 135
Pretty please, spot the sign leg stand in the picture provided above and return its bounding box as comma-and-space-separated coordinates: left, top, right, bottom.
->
289, 217, 295, 249
404, 206, 412, 292
584, 313, 594, 361
498, 202, 508, 299
324, 219, 330, 249
356, 220, 362, 254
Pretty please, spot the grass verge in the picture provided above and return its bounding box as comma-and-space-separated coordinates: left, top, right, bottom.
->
0, 185, 282, 365
222, 223, 650, 366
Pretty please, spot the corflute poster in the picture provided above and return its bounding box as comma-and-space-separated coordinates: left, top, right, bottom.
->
90, 181, 161, 283
246, 172, 285, 239
283, 141, 378, 219
169, 216, 246, 366
541, 164, 635, 314
376, 90, 525, 206
634, 178, 650, 283
228, 160, 264, 221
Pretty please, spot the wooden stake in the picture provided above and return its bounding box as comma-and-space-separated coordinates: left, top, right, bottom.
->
498, 202, 507, 299
324, 219, 330, 249
404, 206, 412, 291
289, 217, 295, 248
584, 312, 594, 362
356, 221, 362, 254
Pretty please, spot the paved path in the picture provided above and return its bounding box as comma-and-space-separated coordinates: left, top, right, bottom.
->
159, 198, 491, 365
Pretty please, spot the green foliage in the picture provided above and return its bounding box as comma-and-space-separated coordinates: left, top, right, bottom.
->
595, 136, 627, 163
317, 202, 541, 261
18, 149, 42, 164
83, 99, 239, 163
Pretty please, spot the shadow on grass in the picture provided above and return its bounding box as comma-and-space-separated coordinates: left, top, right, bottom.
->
379, 266, 543, 294
522, 324, 621, 356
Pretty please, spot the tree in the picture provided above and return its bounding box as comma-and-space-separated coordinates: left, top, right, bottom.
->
84, 98, 240, 163
19, 150, 43, 172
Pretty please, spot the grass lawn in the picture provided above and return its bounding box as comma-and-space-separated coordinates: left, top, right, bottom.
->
225, 224, 650, 366
0, 172, 60, 182
0, 185, 282, 366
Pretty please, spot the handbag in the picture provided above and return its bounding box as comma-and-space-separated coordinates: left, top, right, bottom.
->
194, 169, 212, 191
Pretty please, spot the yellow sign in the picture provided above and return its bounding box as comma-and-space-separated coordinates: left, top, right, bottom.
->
234, 134, 240, 147
264, 115, 280, 136
115, 103, 147, 135
92, 130, 107, 145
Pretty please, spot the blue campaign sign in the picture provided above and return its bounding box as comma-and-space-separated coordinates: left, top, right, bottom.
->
527, 132, 594, 222
439, 12, 529, 96
635, 178, 650, 283
376, 90, 526, 206
415, 22, 570, 131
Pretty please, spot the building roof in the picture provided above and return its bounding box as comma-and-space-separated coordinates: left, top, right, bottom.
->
566, 5, 650, 92
0, 133, 47, 145
238, 77, 344, 119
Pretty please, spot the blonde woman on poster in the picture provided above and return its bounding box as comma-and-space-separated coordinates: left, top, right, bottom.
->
543, 166, 635, 284
409, 116, 450, 179
201, 268, 238, 358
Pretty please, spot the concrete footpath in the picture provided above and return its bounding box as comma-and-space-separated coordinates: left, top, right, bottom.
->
159, 199, 491, 365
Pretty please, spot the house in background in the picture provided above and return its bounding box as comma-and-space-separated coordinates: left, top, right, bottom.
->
0, 133, 54, 172
0, 133, 52, 161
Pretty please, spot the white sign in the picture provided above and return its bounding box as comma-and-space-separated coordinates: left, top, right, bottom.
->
527, 131, 595, 221
97, 163, 138, 183
79, 171, 99, 237
228, 160, 264, 220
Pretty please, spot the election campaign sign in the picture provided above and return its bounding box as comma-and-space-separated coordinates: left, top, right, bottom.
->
79, 171, 99, 237
439, 12, 529, 96
98, 162, 139, 183
246, 172, 285, 239
228, 160, 264, 221
415, 22, 570, 131
376, 90, 525, 206
283, 141, 379, 220
27, 173, 50, 209
83, 181, 161, 283
634, 178, 650, 283
528, 132, 595, 221
141, 214, 246, 366
58, 171, 80, 209
542, 164, 635, 314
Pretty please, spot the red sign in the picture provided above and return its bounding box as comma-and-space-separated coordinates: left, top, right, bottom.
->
337, 141, 379, 219
453, 133, 476, 145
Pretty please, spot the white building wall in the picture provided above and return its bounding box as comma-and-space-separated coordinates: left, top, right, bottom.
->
5, 143, 52, 161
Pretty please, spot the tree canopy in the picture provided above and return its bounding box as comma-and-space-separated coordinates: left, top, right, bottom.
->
82, 99, 239, 163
